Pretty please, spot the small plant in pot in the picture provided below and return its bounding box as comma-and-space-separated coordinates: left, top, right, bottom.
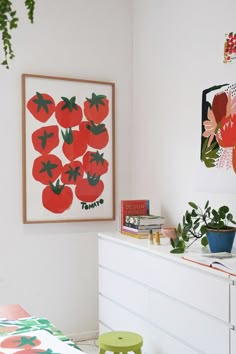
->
170, 201, 236, 254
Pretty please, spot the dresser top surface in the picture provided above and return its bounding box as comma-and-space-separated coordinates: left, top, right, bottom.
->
98, 231, 236, 279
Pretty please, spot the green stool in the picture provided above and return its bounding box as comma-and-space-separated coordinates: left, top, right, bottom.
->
98, 331, 143, 354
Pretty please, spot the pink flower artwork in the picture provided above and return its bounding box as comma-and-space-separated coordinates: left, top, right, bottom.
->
201, 83, 236, 173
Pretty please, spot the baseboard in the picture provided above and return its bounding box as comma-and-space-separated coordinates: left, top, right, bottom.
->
67, 330, 99, 342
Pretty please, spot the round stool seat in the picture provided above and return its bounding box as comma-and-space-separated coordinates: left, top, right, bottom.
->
98, 331, 143, 353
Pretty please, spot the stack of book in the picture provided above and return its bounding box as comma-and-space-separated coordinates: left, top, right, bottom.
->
123, 214, 165, 238
120, 199, 165, 239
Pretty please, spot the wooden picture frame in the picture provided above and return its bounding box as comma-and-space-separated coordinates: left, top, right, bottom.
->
22, 73, 115, 223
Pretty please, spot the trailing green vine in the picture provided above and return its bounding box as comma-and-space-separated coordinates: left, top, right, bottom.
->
0, 0, 35, 68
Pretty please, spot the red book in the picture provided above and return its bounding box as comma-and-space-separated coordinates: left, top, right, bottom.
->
120, 200, 150, 234
183, 255, 236, 276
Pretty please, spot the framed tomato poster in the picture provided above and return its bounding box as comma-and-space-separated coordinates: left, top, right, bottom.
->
22, 73, 115, 223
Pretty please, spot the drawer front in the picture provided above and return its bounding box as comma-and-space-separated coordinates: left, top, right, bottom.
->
231, 329, 236, 353
147, 324, 200, 354
147, 255, 229, 321
99, 267, 148, 317
148, 289, 229, 354
99, 238, 229, 322
230, 283, 236, 325
98, 239, 148, 283
99, 295, 147, 336
99, 295, 200, 354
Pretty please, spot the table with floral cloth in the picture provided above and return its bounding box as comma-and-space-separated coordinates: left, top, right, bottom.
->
0, 316, 81, 351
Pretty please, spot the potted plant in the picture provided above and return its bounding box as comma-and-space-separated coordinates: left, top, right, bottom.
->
170, 201, 236, 254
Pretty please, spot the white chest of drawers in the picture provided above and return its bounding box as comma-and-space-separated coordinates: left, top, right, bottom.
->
98, 232, 236, 354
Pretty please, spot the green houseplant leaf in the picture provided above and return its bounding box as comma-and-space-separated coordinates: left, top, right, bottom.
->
0, 0, 35, 68
170, 201, 236, 254
170, 248, 185, 254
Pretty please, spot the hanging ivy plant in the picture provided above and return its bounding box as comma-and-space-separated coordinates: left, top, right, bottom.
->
0, 0, 35, 68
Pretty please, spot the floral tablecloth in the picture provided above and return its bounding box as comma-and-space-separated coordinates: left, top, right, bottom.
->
0, 317, 81, 351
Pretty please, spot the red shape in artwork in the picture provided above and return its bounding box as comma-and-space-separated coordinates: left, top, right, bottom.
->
42, 179, 73, 214
55, 96, 83, 128
32, 154, 63, 185
32, 125, 59, 155
61, 128, 87, 161
61, 160, 84, 184
83, 150, 109, 177
80, 120, 109, 149
0, 335, 41, 349
216, 115, 236, 148
75, 175, 104, 202
27, 92, 55, 122
84, 93, 109, 124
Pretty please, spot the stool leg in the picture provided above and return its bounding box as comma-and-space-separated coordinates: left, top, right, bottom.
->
134, 349, 142, 354
99, 349, 106, 354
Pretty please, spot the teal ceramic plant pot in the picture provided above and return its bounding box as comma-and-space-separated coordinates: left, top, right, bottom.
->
207, 228, 236, 253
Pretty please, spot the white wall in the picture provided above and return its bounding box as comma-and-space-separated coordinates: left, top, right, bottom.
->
0, 0, 132, 338
3, 0, 236, 341
132, 0, 236, 226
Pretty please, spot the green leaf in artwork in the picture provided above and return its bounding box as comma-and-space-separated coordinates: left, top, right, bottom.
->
201, 139, 220, 168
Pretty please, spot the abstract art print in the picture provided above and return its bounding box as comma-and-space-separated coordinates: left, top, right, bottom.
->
201, 83, 236, 172
22, 74, 115, 223
201, 84, 236, 173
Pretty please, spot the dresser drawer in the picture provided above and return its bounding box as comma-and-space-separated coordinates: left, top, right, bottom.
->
99, 267, 148, 317
148, 289, 229, 354
230, 283, 236, 326
98, 233, 232, 354
99, 295, 200, 354
147, 324, 200, 354
231, 329, 236, 353
147, 254, 229, 321
98, 238, 149, 283
99, 295, 147, 335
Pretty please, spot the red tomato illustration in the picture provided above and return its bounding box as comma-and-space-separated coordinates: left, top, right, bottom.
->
27, 92, 55, 122
31, 125, 59, 154
61, 128, 87, 161
80, 120, 109, 149
42, 180, 73, 213
61, 161, 84, 184
75, 174, 104, 202
83, 150, 109, 176
84, 93, 109, 124
0, 335, 41, 349
55, 96, 83, 128
79, 121, 91, 141
32, 154, 62, 185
